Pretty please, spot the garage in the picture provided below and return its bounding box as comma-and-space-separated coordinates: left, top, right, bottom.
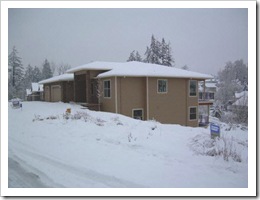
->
51, 85, 61, 102
39, 74, 74, 102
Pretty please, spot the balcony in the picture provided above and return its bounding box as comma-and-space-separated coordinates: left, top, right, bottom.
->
199, 92, 214, 105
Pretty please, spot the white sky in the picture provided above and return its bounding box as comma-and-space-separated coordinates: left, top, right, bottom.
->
8, 8, 248, 75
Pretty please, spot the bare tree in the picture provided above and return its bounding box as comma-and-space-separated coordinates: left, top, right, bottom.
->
57, 63, 71, 75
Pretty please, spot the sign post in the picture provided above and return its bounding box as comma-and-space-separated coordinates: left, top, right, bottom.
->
210, 123, 220, 139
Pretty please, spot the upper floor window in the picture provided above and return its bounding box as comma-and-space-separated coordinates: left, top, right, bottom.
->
189, 80, 197, 97
103, 80, 111, 98
158, 79, 168, 93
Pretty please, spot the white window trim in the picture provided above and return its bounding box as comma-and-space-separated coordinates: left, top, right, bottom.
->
103, 79, 111, 99
189, 106, 198, 121
157, 79, 168, 94
132, 108, 144, 120
189, 80, 197, 97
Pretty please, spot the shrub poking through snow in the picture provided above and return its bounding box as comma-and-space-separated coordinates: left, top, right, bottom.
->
95, 118, 106, 126
112, 117, 123, 126
190, 133, 243, 162
32, 115, 44, 122
33, 114, 58, 121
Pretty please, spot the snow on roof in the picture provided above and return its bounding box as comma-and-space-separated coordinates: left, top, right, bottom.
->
66, 61, 122, 73
205, 82, 217, 88
26, 89, 32, 96
39, 74, 74, 84
31, 83, 43, 92
235, 91, 248, 99
68, 61, 213, 79
31, 83, 39, 92
233, 95, 248, 106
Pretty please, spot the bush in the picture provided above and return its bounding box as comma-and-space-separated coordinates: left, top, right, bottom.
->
190, 133, 242, 162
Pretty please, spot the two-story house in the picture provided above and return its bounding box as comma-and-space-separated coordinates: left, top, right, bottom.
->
63, 61, 213, 127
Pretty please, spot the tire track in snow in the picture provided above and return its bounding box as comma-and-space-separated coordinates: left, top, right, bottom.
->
9, 137, 145, 188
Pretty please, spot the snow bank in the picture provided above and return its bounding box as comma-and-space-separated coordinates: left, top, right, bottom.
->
8, 102, 248, 188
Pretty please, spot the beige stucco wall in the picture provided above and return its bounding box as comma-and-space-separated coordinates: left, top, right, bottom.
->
100, 76, 201, 127
148, 77, 188, 125
117, 77, 146, 119
100, 77, 116, 113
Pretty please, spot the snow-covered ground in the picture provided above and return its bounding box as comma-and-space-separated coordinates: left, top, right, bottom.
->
8, 102, 248, 188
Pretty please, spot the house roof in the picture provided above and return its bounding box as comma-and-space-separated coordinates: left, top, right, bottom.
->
32, 82, 43, 92
233, 91, 248, 106
67, 61, 213, 79
235, 91, 248, 99
205, 82, 217, 88
233, 95, 248, 106
39, 74, 74, 84
66, 61, 123, 73
26, 89, 32, 96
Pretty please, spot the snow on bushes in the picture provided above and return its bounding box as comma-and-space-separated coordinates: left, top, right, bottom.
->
189, 132, 247, 163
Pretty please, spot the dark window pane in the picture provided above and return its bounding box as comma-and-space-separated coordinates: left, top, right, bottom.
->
190, 80, 197, 96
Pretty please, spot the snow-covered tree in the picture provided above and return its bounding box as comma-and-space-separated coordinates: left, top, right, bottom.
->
145, 35, 161, 65
57, 63, 71, 75
23, 64, 34, 89
181, 65, 189, 70
8, 46, 24, 99
216, 59, 248, 125
32, 66, 42, 82
161, 39, 174, 67
144, 35, 174, 67
127, 51, 137, 62
135, 51, 142, 62
41, 59, 53, 80
127, 50, 142, 62
8, 46, 24, 88
216, 60, 247, 107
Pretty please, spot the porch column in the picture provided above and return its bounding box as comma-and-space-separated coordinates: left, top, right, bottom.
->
146, 77, 149, 120
203, 80, 206, 100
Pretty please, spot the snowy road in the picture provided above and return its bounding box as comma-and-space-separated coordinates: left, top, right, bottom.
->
8, 156, 50, 188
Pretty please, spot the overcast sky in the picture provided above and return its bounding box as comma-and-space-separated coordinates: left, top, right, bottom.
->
8, 8, 248, 75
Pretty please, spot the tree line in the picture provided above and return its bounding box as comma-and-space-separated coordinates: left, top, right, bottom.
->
127, 35, 174, 67
215, 59, 248, 125
8, 46, 71, 100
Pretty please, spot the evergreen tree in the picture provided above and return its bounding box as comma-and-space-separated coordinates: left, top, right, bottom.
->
127, 50, 142, 62
8, 46, 24, 98
144, 35, 174, 66
8, 46, 24, 88
145, 35, 161, 64
32, 66, 42, 82
127, 50, 136, 62
24, 64, 34, 89
160, 38, 167, 65
135, 51, 142, 62
164, 41, 174, 67
41, 59, 53, 80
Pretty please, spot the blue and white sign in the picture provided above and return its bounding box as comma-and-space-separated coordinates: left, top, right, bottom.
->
210, 123, 220, 138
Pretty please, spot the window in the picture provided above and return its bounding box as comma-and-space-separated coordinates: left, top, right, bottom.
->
158, 79, 168, 93
133, 109, 143, 120
189, 107, 197, 120
209, 92, 215, 100
103, 80, 111, 98
189, 80, 197, 96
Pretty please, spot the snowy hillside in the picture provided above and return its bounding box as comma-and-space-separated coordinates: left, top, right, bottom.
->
8, 102, 248, 188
